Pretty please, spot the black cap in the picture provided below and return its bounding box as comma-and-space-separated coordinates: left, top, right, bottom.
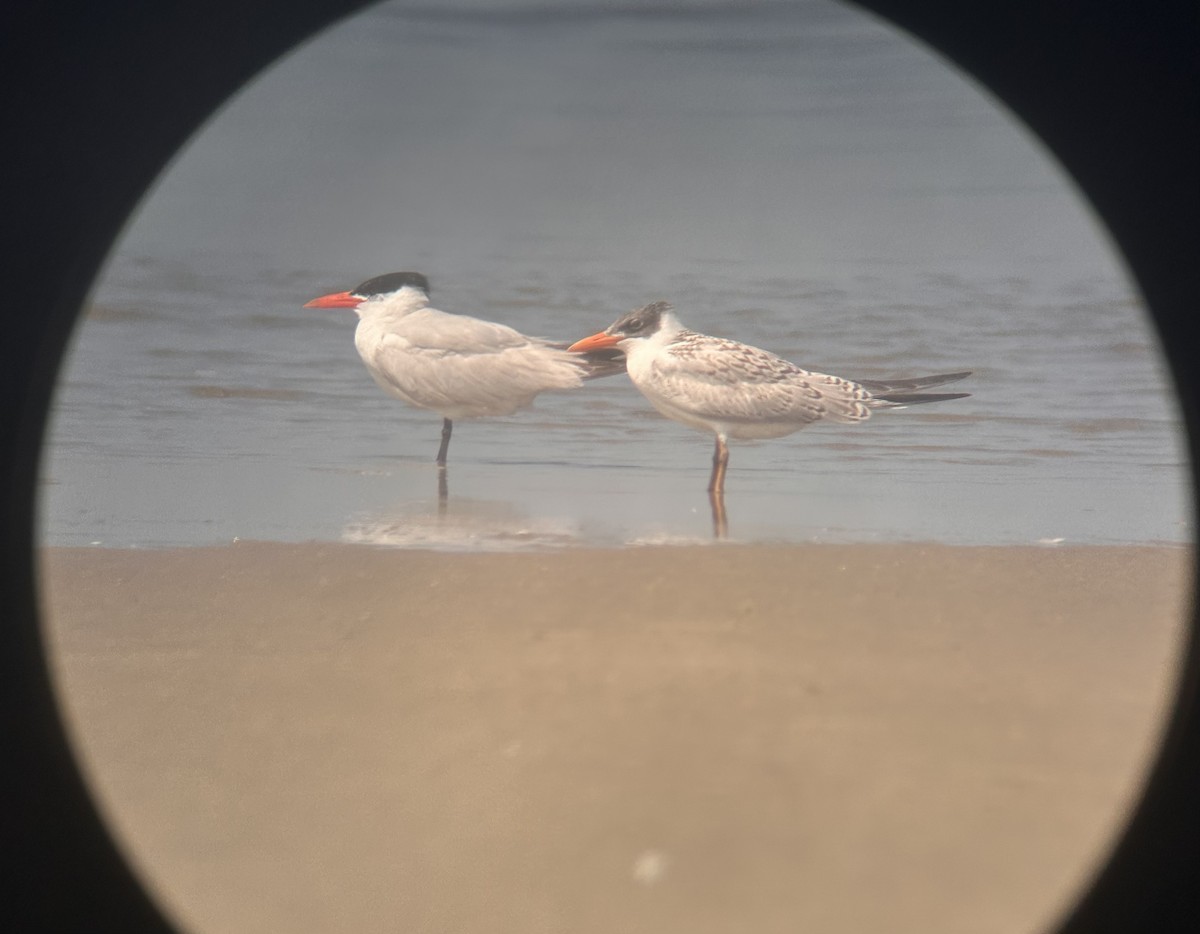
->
351, 272, 431, 298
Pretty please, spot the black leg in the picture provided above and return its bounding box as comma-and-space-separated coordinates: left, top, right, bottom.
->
436, 418, 453, 467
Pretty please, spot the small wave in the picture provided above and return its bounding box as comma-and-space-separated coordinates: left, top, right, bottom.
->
187, 385, 305, 401
84, 304, 157, 323
1066, 417, 1149, 436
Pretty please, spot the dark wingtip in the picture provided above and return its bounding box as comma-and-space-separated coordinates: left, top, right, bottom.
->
874, 391, 971, 405
855, 371, 972, 394
578, 349, 628, 380
544, 339, 627, 379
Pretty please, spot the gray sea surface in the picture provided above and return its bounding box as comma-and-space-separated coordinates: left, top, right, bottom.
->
38, 0, 1190, 550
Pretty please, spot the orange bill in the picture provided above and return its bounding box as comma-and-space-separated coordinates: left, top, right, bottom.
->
567, 331, 622, 353
303, 291, 361, 309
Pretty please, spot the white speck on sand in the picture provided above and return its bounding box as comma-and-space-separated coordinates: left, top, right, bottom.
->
632, 849, 669, 886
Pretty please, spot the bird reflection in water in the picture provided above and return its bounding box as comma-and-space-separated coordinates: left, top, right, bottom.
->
437, 464, 449, 513
342, 497, 583, 551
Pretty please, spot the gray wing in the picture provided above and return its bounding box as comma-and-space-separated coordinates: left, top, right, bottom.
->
365, 310, 585, 415
404, 309, 622, 380
399, 308, 535, 353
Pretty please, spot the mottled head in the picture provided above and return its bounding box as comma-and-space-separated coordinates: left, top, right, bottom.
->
567, 301, 675, 354
605, 301, 672, 339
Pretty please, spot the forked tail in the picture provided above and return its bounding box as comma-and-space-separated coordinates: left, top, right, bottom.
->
856, 370, 972, 407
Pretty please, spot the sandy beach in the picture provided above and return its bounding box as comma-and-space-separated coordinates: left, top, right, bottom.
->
38, 542, 1190, 934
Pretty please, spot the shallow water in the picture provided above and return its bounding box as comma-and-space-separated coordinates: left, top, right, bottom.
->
38, 0, 1190, 550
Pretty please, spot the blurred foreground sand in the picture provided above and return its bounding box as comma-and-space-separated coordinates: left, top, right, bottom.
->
40, 542, 1190, 934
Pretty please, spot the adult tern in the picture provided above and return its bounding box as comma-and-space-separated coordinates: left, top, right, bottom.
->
305, 272, 622, 471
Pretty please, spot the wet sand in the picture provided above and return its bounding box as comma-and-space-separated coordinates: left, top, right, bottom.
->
39, 542, 1190, 934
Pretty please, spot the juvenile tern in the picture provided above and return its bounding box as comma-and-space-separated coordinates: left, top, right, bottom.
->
568, 300, 970, 496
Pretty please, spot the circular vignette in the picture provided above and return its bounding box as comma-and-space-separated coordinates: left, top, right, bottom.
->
1, 1, 1196, 931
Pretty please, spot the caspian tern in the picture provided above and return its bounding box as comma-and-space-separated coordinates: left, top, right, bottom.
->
568, 301, 970, 495
304, 272, 622, 467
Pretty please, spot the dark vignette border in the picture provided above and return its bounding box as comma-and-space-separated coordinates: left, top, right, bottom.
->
1, 1, 1195, 930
